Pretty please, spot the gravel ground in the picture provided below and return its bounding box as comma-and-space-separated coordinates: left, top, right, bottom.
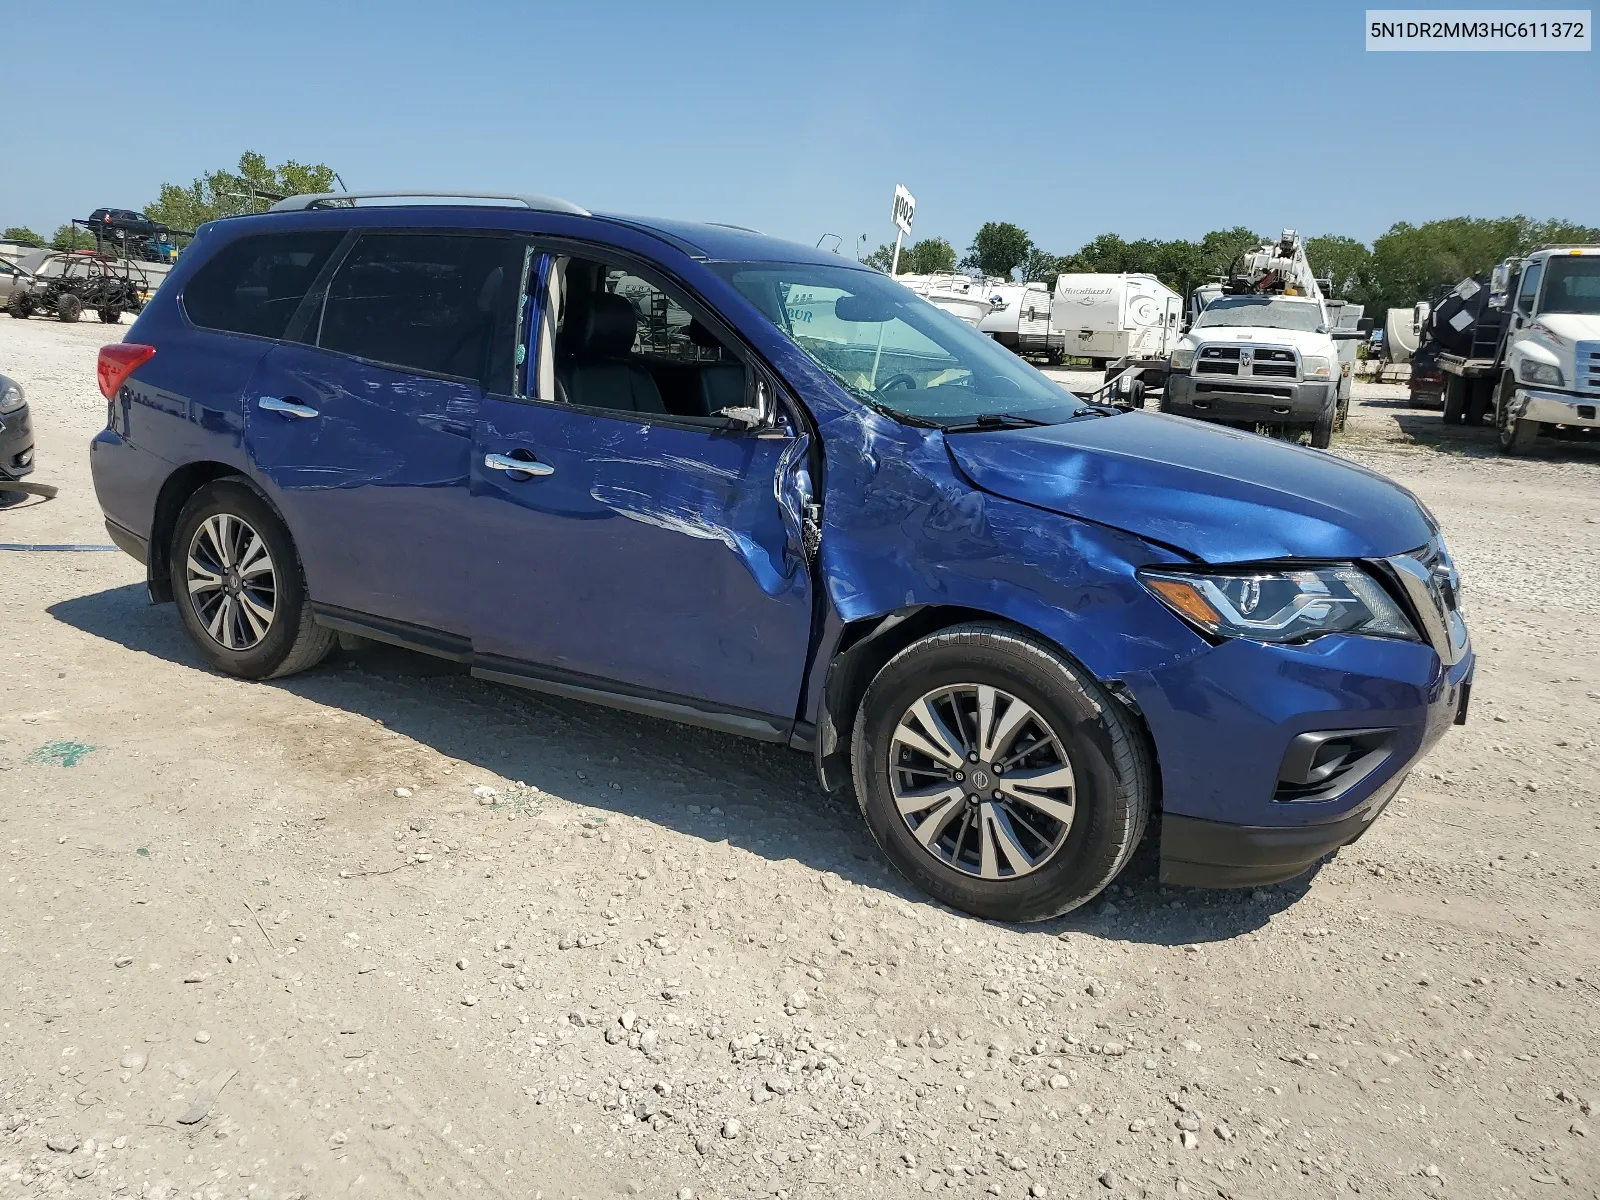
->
2, 318, 1597, 1200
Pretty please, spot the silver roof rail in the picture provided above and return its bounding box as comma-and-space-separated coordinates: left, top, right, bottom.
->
268, 190, 590, 216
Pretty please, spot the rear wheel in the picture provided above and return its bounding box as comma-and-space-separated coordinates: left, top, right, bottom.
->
1465, 378, 1491, 425
851, 622, 1151, 922
170, 479, 334, 679
1442, 374, 1465, 423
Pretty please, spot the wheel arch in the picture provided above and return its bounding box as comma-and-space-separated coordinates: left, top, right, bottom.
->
147, 462, 283, 602
813, 604, 1160, 810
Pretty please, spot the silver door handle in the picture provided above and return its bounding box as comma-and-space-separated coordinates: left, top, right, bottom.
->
484, 452, 554, 477
258, 396, 319, 419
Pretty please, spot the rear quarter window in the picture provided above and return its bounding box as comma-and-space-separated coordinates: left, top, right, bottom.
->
182, 231, 344, 340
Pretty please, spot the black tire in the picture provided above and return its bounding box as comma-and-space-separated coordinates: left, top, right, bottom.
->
851, 622, 1152, 923
1310, 402, 1334, 449
1465, 378, 1491, 425
1125, 379, 1147, 409
1499, 413, 1541, 454
56, 293, 82, 322
169, 479, 334, 680
98, 307, 121, 324
7, 291, 29, 319
1442, 374, 1465, 423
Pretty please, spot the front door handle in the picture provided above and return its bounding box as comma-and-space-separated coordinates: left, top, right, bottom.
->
258, 396, 319, 419
484, 452, 554, 477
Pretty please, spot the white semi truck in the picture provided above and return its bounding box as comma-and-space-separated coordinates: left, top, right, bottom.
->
1435, 246, 1600, 454
1163, 230, 1369, 448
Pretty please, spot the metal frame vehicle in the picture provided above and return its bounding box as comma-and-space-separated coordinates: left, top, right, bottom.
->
88, 192, 1473, 922
7, 252, 150, 323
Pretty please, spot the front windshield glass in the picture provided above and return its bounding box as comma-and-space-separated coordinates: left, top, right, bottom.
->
711, 261, 1085, 427
1540, 257, 1600, 316
1192, 295, 1326, 332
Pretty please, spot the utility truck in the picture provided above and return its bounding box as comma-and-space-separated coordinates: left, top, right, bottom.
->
1164, 230, 1369, 448
1435, 246, 1600, 453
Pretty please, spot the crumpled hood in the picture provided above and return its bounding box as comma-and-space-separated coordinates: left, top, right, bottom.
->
945, 412, 1434, 563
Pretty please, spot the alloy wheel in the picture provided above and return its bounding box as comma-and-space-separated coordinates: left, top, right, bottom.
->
888, 684, 1076, 880
186, 513, 278, 651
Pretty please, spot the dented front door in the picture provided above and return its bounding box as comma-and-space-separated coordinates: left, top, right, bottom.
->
467, 398, 814, 725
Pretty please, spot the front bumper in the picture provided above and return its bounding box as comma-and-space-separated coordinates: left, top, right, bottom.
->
0, 405, 34, 480
1515, 386, 1600, 428
1165, 372, 1335, 424
1124, 630, 1474, 888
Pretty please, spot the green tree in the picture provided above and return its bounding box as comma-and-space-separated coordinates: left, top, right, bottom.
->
144, 151, 340, 231
1020, 247, 1070, 283
903, 237, 957, 275
1306, 234, 1372, 299
3, 226, 46, 248
963, 222, 1033, 278
1362, 215, 1600, 314
863, 236, 958, 275
51, 224, 95, 251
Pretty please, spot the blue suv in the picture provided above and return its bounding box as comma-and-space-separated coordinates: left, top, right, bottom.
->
89, 192, 1474, 922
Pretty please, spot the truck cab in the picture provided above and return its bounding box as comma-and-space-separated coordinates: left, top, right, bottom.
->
1492, 246, 1600, 453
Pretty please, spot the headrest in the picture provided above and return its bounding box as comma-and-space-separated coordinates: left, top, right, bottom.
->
568, 292, 638, 357
686, 318, 722, 348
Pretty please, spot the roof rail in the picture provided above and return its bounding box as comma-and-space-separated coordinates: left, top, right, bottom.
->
268, 191, 590, 216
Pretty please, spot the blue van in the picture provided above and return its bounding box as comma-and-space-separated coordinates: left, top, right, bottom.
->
89, 192, 1473, 922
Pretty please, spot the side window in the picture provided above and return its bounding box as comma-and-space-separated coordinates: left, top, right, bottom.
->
183, 231, 344, 340
527, 253, 746, 420
319, 233, 525, 389
1517, 262, 1543, 314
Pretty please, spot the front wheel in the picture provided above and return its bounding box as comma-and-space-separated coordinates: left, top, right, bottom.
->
170, 479, 334, 679
851, 623, 1152, 922
55, 293, 82, 322
1309, 403, 1335, 449
6, 292, 28, 319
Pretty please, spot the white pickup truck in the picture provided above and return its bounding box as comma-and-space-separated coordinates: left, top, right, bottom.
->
1162, 292, 1366, 448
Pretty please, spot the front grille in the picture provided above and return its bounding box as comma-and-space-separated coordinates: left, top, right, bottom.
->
1576, 343, 1600, 396
1381, 538, 1468, 667
1194, 342, 1300, 381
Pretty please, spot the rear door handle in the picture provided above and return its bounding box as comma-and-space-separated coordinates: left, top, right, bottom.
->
258, 396, 319, 419
484, 452, 554, 477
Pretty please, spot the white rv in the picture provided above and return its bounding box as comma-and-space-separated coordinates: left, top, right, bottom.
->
1051, 273, 1182, 368
979, 281, 1053, 355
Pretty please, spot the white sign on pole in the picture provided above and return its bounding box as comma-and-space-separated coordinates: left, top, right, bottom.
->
891, 184, 916, 237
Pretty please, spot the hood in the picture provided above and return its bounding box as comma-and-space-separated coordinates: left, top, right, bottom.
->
1528, 313, 1600, 344
945, 412, 1434, 563
1182, 325, 1333, 354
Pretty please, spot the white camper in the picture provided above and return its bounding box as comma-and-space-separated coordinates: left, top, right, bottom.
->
1051, 273, 1182, 368
979, 281, 1053, 355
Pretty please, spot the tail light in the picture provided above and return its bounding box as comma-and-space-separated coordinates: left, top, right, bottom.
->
98, 344, 155, 400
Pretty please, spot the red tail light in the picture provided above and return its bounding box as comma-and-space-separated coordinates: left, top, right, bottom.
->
98, 344, 155, 400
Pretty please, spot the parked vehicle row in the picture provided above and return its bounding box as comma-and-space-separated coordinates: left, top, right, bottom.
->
88, 191, 1473, 923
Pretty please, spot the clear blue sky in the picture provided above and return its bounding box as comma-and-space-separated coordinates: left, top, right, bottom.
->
3, 1, 1594, 255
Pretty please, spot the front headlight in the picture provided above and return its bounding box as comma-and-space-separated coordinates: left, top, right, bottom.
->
1140, 565, 1418, 644
1520, 360, 1564, 387
1301, 355, 1333, 379
0, 383, 24, 414
1170, 347, 1195, 370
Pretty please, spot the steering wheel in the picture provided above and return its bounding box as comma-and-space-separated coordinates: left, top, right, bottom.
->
879, 373, 918, 392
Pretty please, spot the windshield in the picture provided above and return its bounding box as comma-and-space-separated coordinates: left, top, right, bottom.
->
1540, 256, 1600, 316
1192, 295, 1326, 332
711, 261, 1085, 427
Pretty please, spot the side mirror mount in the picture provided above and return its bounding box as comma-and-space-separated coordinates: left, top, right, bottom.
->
716, 377, 778, 430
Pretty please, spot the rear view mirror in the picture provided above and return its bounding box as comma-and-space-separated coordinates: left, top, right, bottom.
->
834, 293, 900, 323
